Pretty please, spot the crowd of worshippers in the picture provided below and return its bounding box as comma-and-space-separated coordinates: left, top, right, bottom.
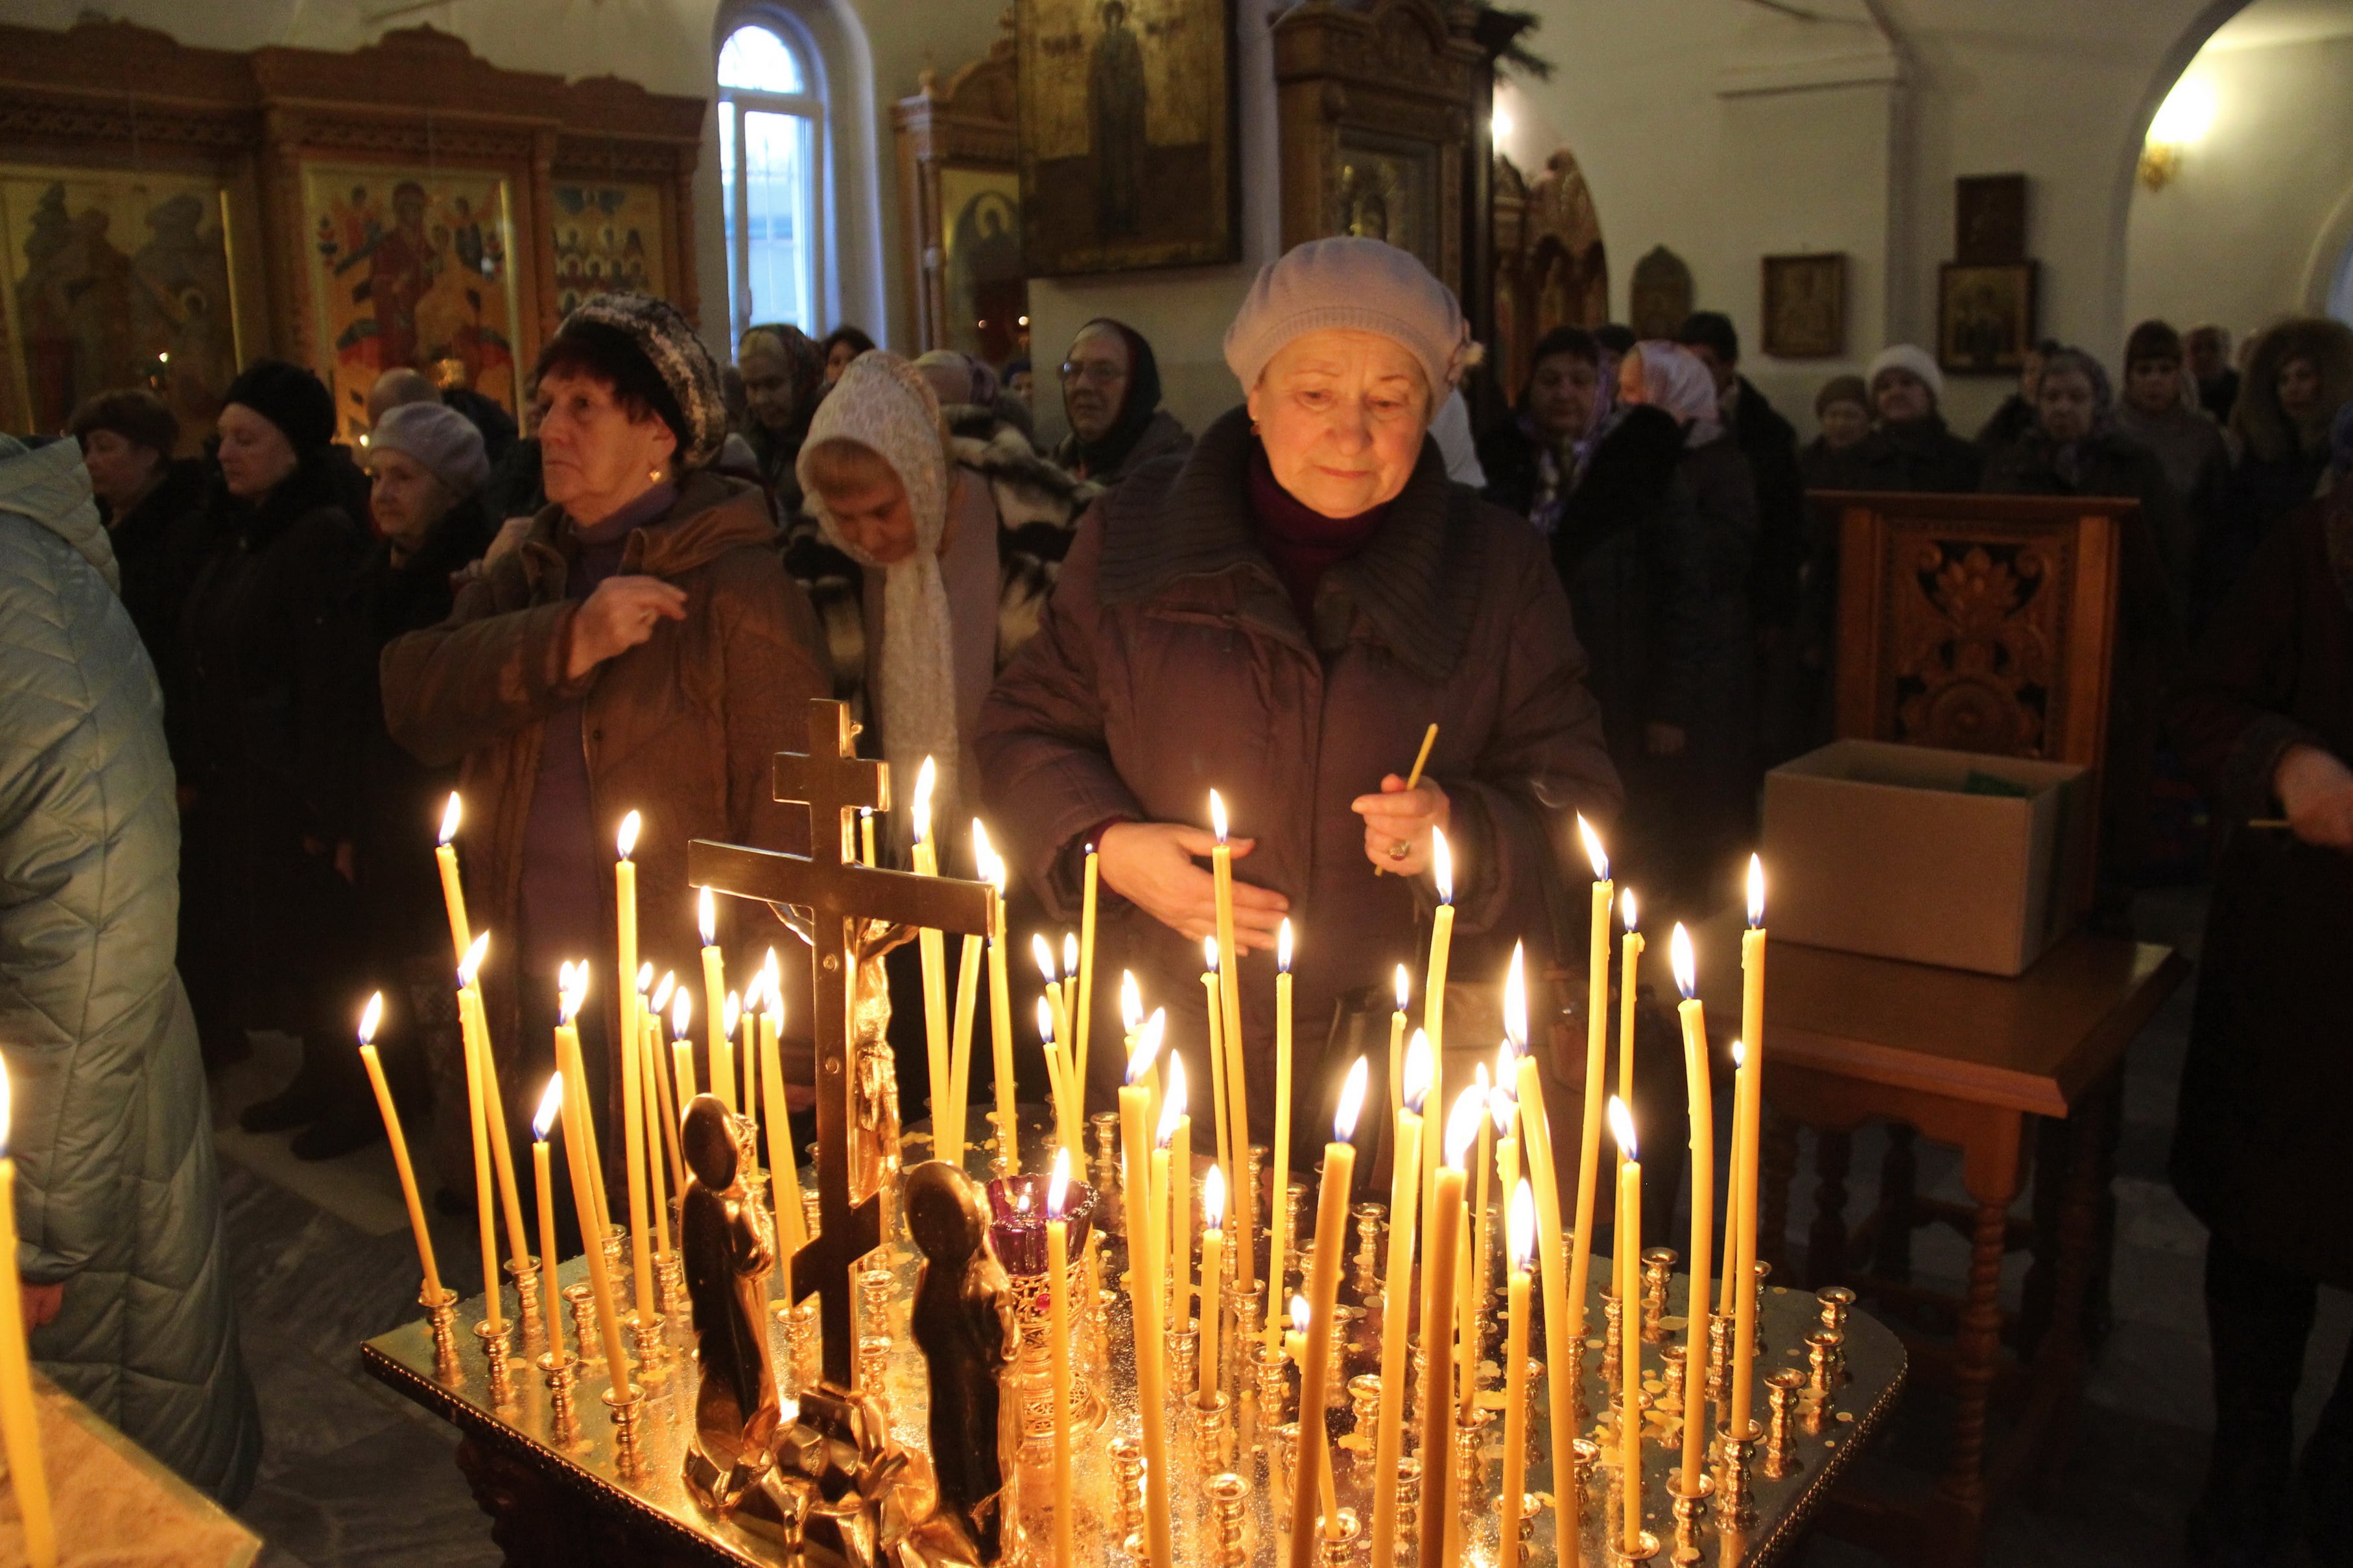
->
6, 242, 2353, 1537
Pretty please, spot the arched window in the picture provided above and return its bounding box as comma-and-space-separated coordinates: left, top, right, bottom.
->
718, 21, 825, 337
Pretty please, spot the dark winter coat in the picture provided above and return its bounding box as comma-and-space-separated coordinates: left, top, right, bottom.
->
1051, 407, 1193, 486
2168, 489, 2353, 1285
976, 407, 1622, 1140
0, 440, 259, 1503
104, 456, 210, 771
1725, 376, 1806, 629
177, 452, 372, 1017
1980, 429, 2186, 902
1475, 413, 1559, 524
381, 473, 830, 1126
1975, 394, 2039, 452
1819, 414, 1985, 494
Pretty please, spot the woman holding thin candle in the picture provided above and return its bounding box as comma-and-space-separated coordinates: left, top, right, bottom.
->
382, 293, 828, 1219
978, 238, 1620, 1160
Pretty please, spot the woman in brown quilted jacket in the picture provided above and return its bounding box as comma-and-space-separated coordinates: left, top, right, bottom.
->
382, 294, 829, 1217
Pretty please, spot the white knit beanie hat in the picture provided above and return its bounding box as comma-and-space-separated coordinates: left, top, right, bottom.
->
1867, 344, 1946, 406
1223, 237, 1477, 400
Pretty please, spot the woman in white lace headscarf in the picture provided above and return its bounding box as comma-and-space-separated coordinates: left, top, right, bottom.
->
1622, 339, 1724, 448
797, 351, 1000, 859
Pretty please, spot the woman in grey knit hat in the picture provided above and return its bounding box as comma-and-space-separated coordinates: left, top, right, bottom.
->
381, 292, 832, 1210
977, 237, 1620, 1191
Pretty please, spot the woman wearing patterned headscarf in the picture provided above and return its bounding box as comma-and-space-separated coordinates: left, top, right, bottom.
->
1616, 338, 1759, 910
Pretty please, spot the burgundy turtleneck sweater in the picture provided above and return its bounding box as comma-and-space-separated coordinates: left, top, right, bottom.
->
1247, 442, 1392, 628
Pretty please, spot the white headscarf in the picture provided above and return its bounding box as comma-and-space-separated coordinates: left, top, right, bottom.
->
797, 351, 960, 860
1633, 340, 1725, 448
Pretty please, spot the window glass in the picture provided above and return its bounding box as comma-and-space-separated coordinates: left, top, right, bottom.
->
718, 25, 803, 92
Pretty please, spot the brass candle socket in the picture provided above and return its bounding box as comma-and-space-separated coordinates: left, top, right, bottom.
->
857, 1333, 893, 1427
1169, 1316, 1200, 1397
1351, 1202, 1386, 1300
658, 1251, 687, 1320
1394, 1455, 1422, 1543
421, 1287, 462, 1381
536, 1350, 582, 1445
1245, 1145, 1267, 1248
1613, 1527, 1662, 1563
1749, 1260, 1772, 1357
473, 1318, 517, 1407
1233, 1285, 1266, 1378
1254, 1341, 1293, 1436
1659, 1342, 1688, 1420
782, 1297, 819, 1390
1600, 1289, 1624, 1390
1668, 1473, 1713, 1567
1345, 1372, 1381, 1460
1641, 1248, 1678, 1344
1814, 1287, 1853, 1388
1453, 1406, 1495, 1500
1522, 1357, 1548, 1466
1329, 1304, 1364, 1389
627, 1311, 667, 1375
563, 1283, 598, 1363
859, 1258, 895, 1340
1283, 1179, 1308, 1286
1206, 1471, 1251, 1567
1804, 1332, 1839, 1433
1569, 1434, 1602, 1514
1763, 1369, 1805, 1478
1713, 1422, 1759, 1528
1314, 1507, 1362, 1567
1705, 1313, 1732, 1411
504, 1256, 543, 1343
1270, 1422, 1301, 1516
1089, 1112, 1123, 1230
602, 1383, 647, 1477
1109, 1435, 1146, 1553
600, 1224, 626, 1281
1190, 1388, 1233, 1471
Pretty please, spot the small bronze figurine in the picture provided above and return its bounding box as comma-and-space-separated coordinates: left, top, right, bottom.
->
681, 1093, 782, 1490
905, 1160, 1017, 1557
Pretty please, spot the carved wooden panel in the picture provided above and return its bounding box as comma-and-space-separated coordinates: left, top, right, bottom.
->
1492, 146, 1609, 399
892, 24, 1024, 358
1273, 0, 1485, 294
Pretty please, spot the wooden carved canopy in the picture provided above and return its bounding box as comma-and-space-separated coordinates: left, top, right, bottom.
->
1492, 146, 1609, 401
892, 22, 1023, 358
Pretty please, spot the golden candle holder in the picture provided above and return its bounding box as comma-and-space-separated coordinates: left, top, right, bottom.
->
474, 1318, 517, 1408
1452, 1405, 1494, 1501
1254, 1341, 1292, 1436
1668, 1472, 1712, 1566
1714, 1422, 1759, 1528
1233, 1283, 1265, 1368
1611, 1527, 1662, 1563
626, 1311, 667, 1375
1510, 1492, 1543, 1562
601, 1383, 647, 1477
1409, 1339, 1432, 1457
1170, 1316, 1200, 1396
1109, 1434, 1146, 1554
1007, 1250, 1109, 1444
658, 1251, 687, 1320
1089, 1112, 1123, 1232
1705, 1311, 1731, 1410
1245, 1144, 1267, 1252
1189, 1388, 1233, 1471
858, 1257, 895, 1340
1328, 1304, 1364, 1388
986, 1109, 1015, 1178
536, 1350, 583, 1447
1351, 1202, 1386, 1299
600, 1224, 626, 1281
1659, 1342, 1688, 1423
1394, 1454, 1422, 1543
1569, 1433, 1602, 1516
421, 1286, 462, 1381
1815, 1287, 1854, 1386
1749, 1261, 1772, 1356
1600, 1289, 1624, 1389
1282, 1180, 1307, 1286
504, 1256, 543, 1343
1640, 1248, 1677, 1343
1270, 1422, 1300, 1516
1521, 1357, 1547, 1466
781, 1297, 818, 1390
1343, 1372, 1380, 1467
1763, 1369, 1804, 1478
1206, 1470, 1250, 1567
857, 1334, 893, 1427
1314, 1506, 1361, 1566
563, 1283, 598, 1363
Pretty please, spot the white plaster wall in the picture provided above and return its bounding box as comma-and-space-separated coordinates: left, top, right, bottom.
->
2121, 33, 2353, 350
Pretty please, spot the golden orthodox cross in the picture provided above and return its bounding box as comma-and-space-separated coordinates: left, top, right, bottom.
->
687, 699, 997, 1390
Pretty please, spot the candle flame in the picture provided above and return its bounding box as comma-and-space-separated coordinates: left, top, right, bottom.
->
1209, 789, 1228, 844
1622, 887, 1639, 933
971, 819, 995, 885
533, 1073, 563, 1140
763, 948, 782, 1010
635, 961, 652, 995
671, 987, 692, 1040
1576, 813, 1608, 881
1503, 940, 1527, 1049
1203, 1164, 1225, 1228
1432, 827, 1453, 904
1402, 1029, 1434, 1114
652, 970, 676, 1011
1064, 933, 1078, 977
1393, 965, 1410, 1012
1035, 994, 1056, 1044
560, 962, 589, 1025
1279, 917, 1294, 974
0, 1057, 10, 1157
1608, 1094, 1637, 1160
1748, 854, 1766, 928
724, 990, 740, 1042
1203, 935, 1219, 975
1489, 1083, 1516, 1136
1158, 1055, 1187, 1145
1047, 1147, 1070, 1219
1034, 931, 1059, 983
698, 885, 716, 946
439, 792, 462, 845
1126, 1011, 1165, 1084
1334, 1055, 1368, 1141
1290, 1294, 1310, 1336
458, 930, 489, 989
1495, 1043, 1519, 1101
1474, 1060, 1491, 1095
1443, 1084, 1484, 1169
617, 810, 640, 860
1121, 970, 1142, 1033
1671, 922, 1697, 1000
1509, 1178, 1537, 1269
359, 992, 384, 1044
913, 756, 936, 845
1731, 1038, 1745, 1069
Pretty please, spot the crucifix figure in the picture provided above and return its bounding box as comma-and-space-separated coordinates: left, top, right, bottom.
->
688, 698, 997, 1392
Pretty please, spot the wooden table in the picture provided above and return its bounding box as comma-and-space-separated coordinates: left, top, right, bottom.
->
1694, 913, 2187, 1568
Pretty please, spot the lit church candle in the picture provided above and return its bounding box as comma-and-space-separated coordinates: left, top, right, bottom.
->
434, 792, 470, 963
0, 1061, 55, 1568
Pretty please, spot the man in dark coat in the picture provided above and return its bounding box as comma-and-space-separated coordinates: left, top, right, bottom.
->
2186, 323, 2241, 423
1675, 313, 1805, 633
2168, 482, 2353, 1568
